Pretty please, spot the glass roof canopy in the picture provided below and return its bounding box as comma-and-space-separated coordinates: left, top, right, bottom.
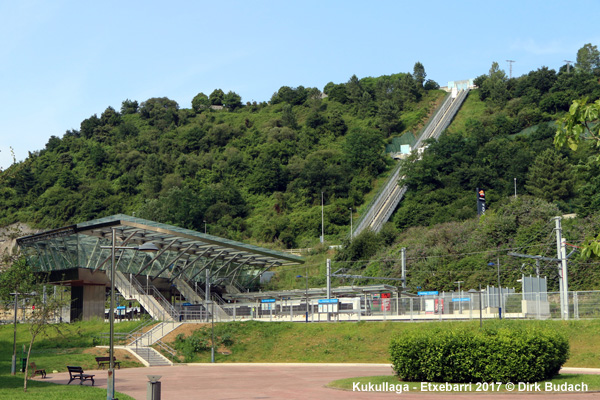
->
17, 214, 304, 287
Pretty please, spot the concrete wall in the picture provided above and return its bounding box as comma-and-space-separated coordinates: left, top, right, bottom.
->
71, 284, 106, 321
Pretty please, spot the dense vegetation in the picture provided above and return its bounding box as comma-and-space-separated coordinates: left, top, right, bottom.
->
0, 66, 443, 248
3, 44, 600, 291
330, 47, 600, 293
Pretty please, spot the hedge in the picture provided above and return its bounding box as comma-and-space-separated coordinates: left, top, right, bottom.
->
389, 325, 569, 383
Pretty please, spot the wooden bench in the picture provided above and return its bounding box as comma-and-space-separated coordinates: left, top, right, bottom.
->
95, 356, 121, 369
67, 366, 95, 386
29, 362, 46, 379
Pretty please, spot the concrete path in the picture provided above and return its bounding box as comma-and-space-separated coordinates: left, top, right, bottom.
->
42, 364, 600, 400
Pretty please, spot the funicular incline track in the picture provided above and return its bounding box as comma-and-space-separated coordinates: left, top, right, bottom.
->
353, 89, 470, 236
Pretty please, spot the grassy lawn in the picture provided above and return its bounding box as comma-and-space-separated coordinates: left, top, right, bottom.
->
0, 318, 143, 399
163, 319, 600, 367
0, 375, 135, 400
328, 374, 600, 393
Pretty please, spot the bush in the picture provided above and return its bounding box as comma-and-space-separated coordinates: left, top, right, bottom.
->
389, 325, 569, 383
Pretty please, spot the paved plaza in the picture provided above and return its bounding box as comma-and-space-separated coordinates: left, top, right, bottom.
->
41, 364, 600, 400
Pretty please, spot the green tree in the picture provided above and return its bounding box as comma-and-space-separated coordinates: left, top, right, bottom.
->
80, 114, 100, 138
343, 127, 386, 175
525, 149, 574, 202
576, 43, 600, 74
209, 89, 225, 105
555, 97, 600, 257
555, 98, 600, 158
100, 106, 121, 126
139, 97, 179, 129
223, 91, 242, 110
120, 99, 139, 114
281, 104, 297, 129
413, 61, 426, 88
378, 100, 402, 136
191, 92, 210, 112
480, 62, 509, 107
346, 74, 363, 103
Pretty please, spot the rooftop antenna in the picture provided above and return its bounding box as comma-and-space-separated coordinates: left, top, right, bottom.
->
506, 60, 516, 79
564, 60, 573, 73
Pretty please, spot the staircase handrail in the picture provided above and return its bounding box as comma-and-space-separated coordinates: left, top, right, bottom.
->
127, 277, 171, 321
125, 318, 157, 343
211, 292, 227, 306
117, 272, 177, 321
148, 286, 179, 321
155, 339, 178, 358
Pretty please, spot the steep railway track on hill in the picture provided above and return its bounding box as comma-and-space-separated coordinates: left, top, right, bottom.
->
353, 89, 470, 236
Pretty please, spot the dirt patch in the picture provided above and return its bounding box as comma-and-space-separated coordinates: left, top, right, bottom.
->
83, 347, 135, 361
162, 323, 209, 344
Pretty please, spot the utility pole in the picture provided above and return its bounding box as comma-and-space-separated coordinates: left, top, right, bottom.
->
564, 60, 573, 73
506, 60, 516, 79
554, 216, 569, 320
561, 237, 569, 320
514, 178, 517, 198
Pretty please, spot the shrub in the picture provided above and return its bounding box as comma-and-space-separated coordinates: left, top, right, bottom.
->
389, 325, 569, 383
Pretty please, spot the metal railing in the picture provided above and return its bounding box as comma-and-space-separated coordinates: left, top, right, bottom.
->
116, 272, 178, 321
210, 290, 600, 322
155, 339, 177, 358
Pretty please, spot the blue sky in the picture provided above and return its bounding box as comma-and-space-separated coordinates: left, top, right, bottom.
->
1, 0, 599, 170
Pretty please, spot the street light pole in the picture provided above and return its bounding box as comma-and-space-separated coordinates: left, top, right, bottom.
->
102, 229, 159, 400
107, 228, 116, 400
11, 292, 18, 375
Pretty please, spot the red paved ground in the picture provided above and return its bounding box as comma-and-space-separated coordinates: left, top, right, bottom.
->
42, 364, 600, 400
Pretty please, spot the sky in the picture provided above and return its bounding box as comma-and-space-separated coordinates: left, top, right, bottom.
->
1, 0, 600, 170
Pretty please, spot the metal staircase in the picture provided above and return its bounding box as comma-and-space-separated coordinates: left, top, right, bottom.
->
353, 89, 470, 236
173, 277, 230, 320
114, 271, 178, 321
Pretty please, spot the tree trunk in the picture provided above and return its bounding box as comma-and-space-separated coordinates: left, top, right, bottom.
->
23, 334, 36, 392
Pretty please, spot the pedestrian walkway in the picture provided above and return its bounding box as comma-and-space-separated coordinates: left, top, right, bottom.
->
42, 364, 600, 400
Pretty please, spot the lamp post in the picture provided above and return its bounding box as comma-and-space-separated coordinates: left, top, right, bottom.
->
296, 273, 309, 323
101, 228, 159, 400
